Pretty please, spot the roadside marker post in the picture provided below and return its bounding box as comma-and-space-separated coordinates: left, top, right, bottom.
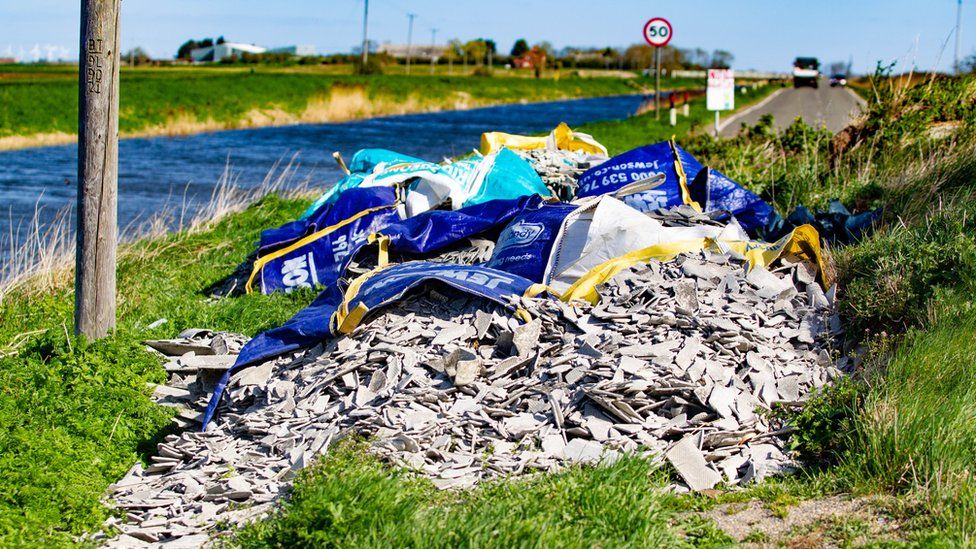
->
77, 0, 121, 339
707, 68, 734, 136
668, 92, 677, 126
643, 17, 672, 121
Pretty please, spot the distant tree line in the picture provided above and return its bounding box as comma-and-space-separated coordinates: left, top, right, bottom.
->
122, 47, 152, 66
419, 38, 736, 73
169, 33, 739, 75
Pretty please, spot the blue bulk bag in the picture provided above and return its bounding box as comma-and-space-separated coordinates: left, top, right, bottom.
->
577, 140, 700, 212
260, 187, 398, 253
688, 167, 776, 235
247, 205, 401, 294
579, 140, 782, 236
332, 262, 544, 335
300, 149, 425, 220
247, 186, 401, 294
485, 202, 578, 282
377, 194, 548, 256
251, 194, 548, 295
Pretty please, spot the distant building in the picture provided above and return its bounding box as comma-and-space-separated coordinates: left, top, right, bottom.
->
512, 53, 545, 69
190, 42, 266, 62
571, 51, 608, 63
268, 45, 317, 57
377, 43, 446, 60
0, 57, 15, 64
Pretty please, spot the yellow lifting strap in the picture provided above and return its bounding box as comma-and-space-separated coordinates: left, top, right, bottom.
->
244, 205, 398, 294
559, 224, 829, 304
367, 233, 392, 267
332, 262, 393, 335
333, 270, 554, 335
669, 138, 702, 212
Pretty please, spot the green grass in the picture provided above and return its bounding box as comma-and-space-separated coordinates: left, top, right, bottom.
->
840, 309, 976, 543
6, 68, 976, 545
0, 64, 700, 142
234, 442, 732, 548
0, 194, 315, 545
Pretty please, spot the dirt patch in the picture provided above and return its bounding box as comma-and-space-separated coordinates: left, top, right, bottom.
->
0, 131, 76, 150
302, 85, 428, 123
242, 106, 298, 128
575, 69, 638, 79
927, 120, 962, 140
305, 84, 372, 121
452, 91, 474, 110
704, 495, 903, 546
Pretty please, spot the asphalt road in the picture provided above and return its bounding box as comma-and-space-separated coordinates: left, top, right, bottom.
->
719, 79, 865, 137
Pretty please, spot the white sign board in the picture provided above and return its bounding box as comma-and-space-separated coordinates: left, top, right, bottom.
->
706, 69, 735, 111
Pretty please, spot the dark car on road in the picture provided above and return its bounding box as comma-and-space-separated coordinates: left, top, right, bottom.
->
829, 74, 848, 87
793, 57, 820, 88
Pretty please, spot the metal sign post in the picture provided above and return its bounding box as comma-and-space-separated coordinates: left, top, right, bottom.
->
655, 47, 661, 119
643, 17, 672, 121
706, 68, 734, 137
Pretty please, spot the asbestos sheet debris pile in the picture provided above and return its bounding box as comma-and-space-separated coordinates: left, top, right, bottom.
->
100, 122, 870, 546
104, 250, 840, 545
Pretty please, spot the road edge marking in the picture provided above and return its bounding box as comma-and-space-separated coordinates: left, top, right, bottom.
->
846, 86, 867, 109
716, 87, 787, 135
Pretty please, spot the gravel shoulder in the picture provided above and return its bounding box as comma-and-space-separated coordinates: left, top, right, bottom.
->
703, 494, 904, 546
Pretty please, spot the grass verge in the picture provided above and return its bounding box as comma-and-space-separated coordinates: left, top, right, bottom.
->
0, 64, 705, 149
235, 442, 731, 548
688, 71, 976, 542
5, 70, 976, 545
0, 186, 315, 545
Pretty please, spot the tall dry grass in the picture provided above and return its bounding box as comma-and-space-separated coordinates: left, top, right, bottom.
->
0, 154, 312, 302
1, 201, 74, 299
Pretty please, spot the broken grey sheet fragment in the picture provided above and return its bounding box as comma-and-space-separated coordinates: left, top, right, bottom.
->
666, 435, 723, 491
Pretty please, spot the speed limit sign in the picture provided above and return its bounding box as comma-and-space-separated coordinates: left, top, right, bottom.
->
643, 17, 672, 48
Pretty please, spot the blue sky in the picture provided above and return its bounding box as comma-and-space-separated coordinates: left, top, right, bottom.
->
0, 0, 970, 73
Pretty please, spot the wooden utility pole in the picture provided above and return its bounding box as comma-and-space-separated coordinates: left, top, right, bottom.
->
76, 0, 120, 339
955, 0, 963, 74
361, 0, 369, 67
405, 13, 416, 75
429, 28, 438, 75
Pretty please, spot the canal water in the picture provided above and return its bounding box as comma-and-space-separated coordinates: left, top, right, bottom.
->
0, 94, 646, 260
